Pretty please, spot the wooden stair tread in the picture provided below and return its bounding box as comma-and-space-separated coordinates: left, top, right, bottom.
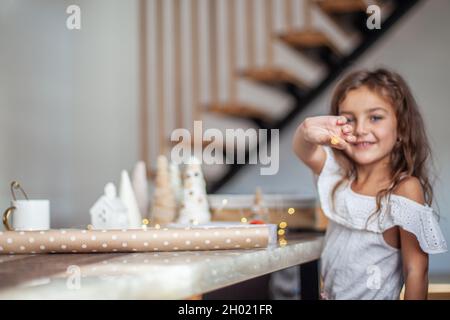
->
208, 103, 271, 122
240, 68, 309, 89
316, 0, 369, 13
279, 29, 341, 56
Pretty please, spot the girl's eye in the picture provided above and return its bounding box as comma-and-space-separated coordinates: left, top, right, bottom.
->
345, 117, 354, 123
370, 115, 383, 122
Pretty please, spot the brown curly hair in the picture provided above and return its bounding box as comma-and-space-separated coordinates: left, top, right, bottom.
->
329, 68, 434, 218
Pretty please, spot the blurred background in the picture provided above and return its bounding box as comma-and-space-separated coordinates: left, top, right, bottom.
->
1, 0, 449, 280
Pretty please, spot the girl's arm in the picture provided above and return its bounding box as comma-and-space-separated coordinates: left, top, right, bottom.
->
395, 177, 429, 300
292, 116, 355, 174
400, 228, 429, 300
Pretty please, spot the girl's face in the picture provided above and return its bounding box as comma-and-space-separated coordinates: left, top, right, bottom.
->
339, 86, 398, 166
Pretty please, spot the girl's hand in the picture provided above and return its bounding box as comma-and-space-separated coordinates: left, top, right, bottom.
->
301, 116, 356, 151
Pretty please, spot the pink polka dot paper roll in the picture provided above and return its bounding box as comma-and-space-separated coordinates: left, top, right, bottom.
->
0, 226, 271, 254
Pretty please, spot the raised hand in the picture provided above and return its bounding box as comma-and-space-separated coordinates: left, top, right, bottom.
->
301, 116, 356, 151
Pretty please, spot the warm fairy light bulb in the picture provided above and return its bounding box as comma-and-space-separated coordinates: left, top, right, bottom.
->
241, 217, 248, 223
142, 218, 149, 225
222, 199, 228, 206
288, 208, 295, 215
155, 224, 161, 229
279, 239, 287, 246
87, 224, 93, 230
279, 221, 287, 229
278, 229, 285, 236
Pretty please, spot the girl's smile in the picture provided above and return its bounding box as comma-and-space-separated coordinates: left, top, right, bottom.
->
353, 141, 376, 149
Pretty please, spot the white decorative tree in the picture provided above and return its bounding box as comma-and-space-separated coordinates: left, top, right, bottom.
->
151, 155, 177, 224
177, 157, 211, 225
120, 170, 142, 229
170, 161, 183, 205
132, 161, 149, 219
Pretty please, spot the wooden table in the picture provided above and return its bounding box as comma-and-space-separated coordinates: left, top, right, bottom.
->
0, 235, 323, 299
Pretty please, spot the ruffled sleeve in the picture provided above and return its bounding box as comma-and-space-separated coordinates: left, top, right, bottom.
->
317, 147, 348, 223
318, 146, 342, 177
382, 196, 448, 254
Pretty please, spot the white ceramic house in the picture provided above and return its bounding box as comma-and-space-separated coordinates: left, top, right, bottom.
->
90, 183, 128, 230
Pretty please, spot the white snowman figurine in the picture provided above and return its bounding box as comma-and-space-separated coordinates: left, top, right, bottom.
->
177, 157, 211, 225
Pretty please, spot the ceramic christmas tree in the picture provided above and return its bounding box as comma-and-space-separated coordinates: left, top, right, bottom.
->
151, 155, 177, 224
177, 156, 211, 225
120, 170, 142, 229
132, 161, 149, 219
170, 161, 183, 205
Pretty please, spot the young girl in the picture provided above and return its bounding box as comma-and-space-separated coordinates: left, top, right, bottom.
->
292, 69, 447, 300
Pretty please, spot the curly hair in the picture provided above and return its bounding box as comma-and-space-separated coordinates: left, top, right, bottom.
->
329, 68, 434, 219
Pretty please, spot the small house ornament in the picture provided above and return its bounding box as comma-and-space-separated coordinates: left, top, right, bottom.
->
90, 183, 128, 230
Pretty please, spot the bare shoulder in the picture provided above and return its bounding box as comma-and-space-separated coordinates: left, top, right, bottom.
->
393, 176, 425, 205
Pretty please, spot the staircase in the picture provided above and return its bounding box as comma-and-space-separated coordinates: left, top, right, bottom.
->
138, 0, 422, 193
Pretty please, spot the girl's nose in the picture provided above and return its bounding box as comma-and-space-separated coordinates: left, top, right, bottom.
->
354, 120, 369, 136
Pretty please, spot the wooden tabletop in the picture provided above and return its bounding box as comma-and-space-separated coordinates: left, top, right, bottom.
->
0, 235, 323, 299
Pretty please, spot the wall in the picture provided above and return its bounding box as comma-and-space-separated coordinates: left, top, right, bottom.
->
0, 0, 139, 228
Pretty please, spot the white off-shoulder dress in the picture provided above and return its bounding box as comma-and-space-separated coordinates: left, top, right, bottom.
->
318, 147, 447, 300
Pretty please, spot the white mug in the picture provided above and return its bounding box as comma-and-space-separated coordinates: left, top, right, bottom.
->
2, 200, 50, 231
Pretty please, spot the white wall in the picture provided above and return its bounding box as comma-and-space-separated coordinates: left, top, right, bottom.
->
221, 0, 450, 275
0, 0, 139, 228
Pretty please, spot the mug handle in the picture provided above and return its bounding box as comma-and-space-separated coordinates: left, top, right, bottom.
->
2, 206, 15, 231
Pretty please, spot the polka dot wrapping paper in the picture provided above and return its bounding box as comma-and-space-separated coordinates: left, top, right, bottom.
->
0, 225, 275, 254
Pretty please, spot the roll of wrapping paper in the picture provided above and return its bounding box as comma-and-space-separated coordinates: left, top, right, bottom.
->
0, 224, 276, 254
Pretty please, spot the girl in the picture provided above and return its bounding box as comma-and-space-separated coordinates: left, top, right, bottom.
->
292, 69, 447, 300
